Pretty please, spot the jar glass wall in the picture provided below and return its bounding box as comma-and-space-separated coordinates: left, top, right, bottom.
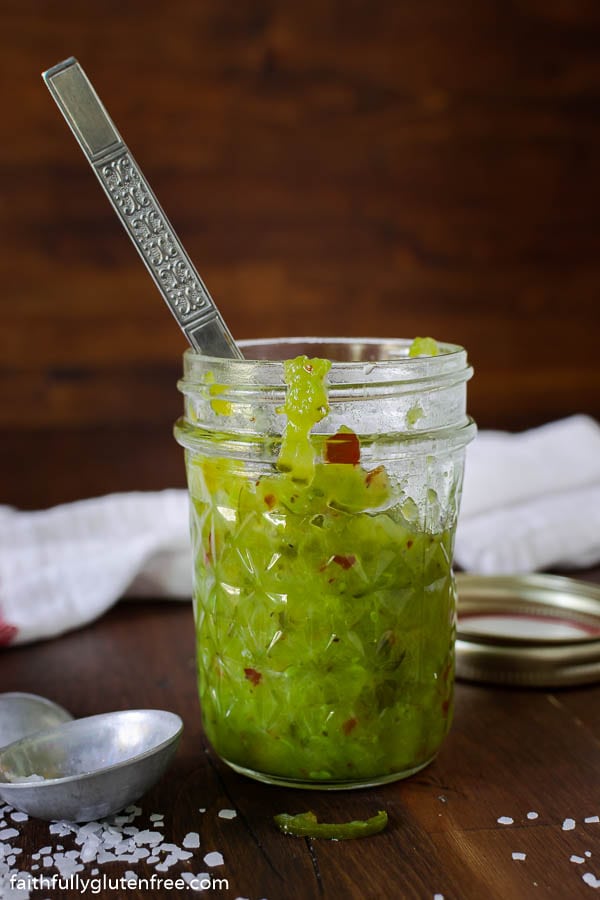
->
174, 338, 475, 789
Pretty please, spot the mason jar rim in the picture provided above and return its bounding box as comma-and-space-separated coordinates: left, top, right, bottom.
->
180, 336, 473, 391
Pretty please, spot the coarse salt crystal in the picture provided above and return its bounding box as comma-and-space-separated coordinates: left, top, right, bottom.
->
218, 808, 237, 820
10, 811, 28, 823
81, 839, 100, 863
512, 852, 527, 861
571, 855, 585, 864
0, 829, 19, 840
586, 851, 593, 858
157, 842, 179, 853
497, 817, 514, 825
434, 895, 445, 899
50, 821, 73, 836
585, 816, 600, 824
155, 853, 179, 871
582, 872, 600, 889
527, 812, 538, 820
183, 832, 201, 849
204, 851, 224, 867
562, 818, 576, 831
132, 829, 163, 846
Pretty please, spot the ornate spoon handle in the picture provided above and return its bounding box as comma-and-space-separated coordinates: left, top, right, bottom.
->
43, 57, 243, 359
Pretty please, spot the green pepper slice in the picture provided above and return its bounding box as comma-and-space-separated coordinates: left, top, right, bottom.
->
274, 809, 388, 840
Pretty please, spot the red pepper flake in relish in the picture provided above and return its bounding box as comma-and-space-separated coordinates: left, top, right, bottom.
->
333, 554, 356, 570
264, 493, 276, 508
342, 717, 358, 735
325, 429, 360, 465
244, 668, 262, 686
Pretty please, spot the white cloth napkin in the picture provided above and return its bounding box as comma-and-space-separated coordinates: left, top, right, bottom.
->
455, 415, 600, 574
0, 491, 192, 647
1, 416, 599, 647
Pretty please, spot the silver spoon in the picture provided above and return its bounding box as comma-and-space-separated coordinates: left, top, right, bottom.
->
42, 57, 243, 360
0, 709, 182, 822
0, 692, 73, 748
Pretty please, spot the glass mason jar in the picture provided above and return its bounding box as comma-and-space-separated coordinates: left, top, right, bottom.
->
174, 337, 475, 789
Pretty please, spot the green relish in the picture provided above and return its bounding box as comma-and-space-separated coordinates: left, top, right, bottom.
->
187, 350, 455, 784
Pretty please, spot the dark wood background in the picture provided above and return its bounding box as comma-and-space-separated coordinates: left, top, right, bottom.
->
2, 0, 599, 509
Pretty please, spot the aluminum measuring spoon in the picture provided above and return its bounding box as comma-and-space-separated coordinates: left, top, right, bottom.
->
0, 692, 73, 748
42, 57, 243, 360
0, 708, 183, 822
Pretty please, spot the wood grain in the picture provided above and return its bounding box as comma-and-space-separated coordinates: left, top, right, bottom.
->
1, 0, 599, 506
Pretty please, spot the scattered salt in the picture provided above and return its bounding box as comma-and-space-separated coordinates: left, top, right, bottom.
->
199, 807, 206, 813
0, 828, 19, 840
49, 821, 72, 836
218, 809, 238, 820
204, 851, 225, 867
125, 804, 142, 815
571, 855, 585, 864
585, 816, 600, 824
434, 894, 445, 899
527, 812, 538, 820
132, 829, 163, 846
183, 832, 201, 849
563, 818, 576, 831
586, 851, 593, 858
512, 852, 527, 861
583, 872, 600, 889
158, 842, 179, 853
10, 811, 28, 823
497, 817, 514, 825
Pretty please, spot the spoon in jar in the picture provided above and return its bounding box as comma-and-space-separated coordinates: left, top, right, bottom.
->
42, 57, 243, 360
0, 708, 183, 822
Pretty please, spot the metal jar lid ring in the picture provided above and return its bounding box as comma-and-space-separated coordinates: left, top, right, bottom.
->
455, 573, 600, 688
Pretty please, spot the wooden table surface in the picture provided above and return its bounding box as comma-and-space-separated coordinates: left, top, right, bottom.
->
3, 568, 600, 900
